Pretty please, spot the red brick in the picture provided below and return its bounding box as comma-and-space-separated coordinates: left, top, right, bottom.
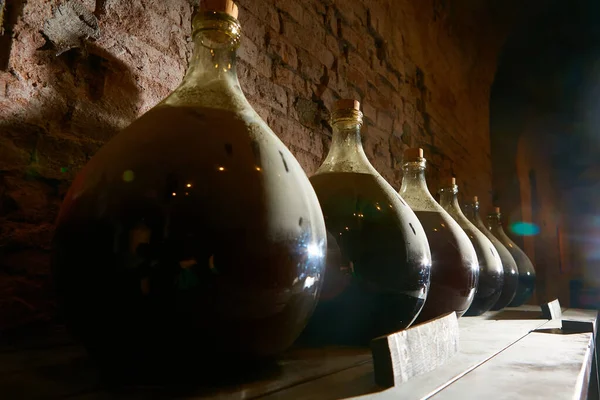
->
326, 34, 341, 57
362, 101, 377, 124
340, 23, 369, 59
238, 10, 267, 47
268, 114, 323, 157
344, 65, 367, 97
333, 0, 367, 30
276, 0, 304, 23
302, 6, 327, 43
254, 75, 288, 114
267, 33, 298, 69
282, 14, 326, 59
366, 84, 393, 113
297, 48, 324, 84
404, 99, 416, 121
318, 87, 339, 112
346, 50, 371, 79
274, 64, 308, 97
367, 0, 392, 39
303, 0, 328, 18
238, 35, 273, 78
238, 0, 280, 34
326, 6, 338, 34
251, 101, 272, 123
377, 110, 394, 133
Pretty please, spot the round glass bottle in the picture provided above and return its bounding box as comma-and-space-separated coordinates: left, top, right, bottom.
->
439, 179, 503, 315
51, 0, 327, 383
487, 207, 536, 307
399, 148, 478, 322
299, 100, 431, 345
464, 197, 518, 310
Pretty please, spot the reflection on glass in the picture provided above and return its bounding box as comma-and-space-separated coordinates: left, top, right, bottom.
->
463, 197, 518, 310
439, 180, 503, 316
399, 148, 478, 323
487, 207, 536, 307
52, 2, 326, 384
299, 100, 431, 346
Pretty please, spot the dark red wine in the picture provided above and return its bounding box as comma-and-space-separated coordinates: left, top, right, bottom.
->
506, 248, 536, 307
413, 211, 477, 323
465, 208, 518, 311
299, 172, 430, 346
490, 244, 519, 310
52, 106, 326, 383
464, 241, 503, 316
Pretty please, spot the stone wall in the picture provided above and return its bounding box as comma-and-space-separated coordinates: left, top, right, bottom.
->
0, 0, 511, 329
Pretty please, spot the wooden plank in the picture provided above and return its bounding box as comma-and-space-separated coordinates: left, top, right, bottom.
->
371, 312, 459, 388
432, 331, 595, 400
561, 308, 599, 399
258, 313, 508, 400
0, 324, 73, 354
541, 299, 562, 320
62, 347, 372, 400
259, 362, 378, 400
0, 344, 84, 375
344, 316, 558, 400
562, 309, 598, 336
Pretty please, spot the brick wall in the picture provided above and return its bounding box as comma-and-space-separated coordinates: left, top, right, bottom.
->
0, 0, 512, 329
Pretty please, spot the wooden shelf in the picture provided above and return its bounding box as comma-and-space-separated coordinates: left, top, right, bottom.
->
0, 305, 596, 399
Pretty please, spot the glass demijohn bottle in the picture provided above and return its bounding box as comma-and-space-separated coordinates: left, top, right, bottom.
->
299, 100, 431, 345
487, 207, 536, 306
464, 197, 518, 310
439, 179, 503, 315
51, 0, 327, 383
399, 148, 478, 322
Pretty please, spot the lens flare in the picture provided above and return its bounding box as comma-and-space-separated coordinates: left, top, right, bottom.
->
510, 221, 540, 236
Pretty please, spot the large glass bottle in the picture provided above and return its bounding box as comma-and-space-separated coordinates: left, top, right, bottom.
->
299, 100, 431, 345
51, 0, 327, 383
439, 179, 503, 315
464, 197, 518, 310
487, 207, 536, 307
399, 148, 478, 322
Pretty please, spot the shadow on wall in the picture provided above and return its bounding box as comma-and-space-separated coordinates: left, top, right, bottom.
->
0, 39, 140, 330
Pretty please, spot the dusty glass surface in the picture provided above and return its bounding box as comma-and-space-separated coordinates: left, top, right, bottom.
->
440, 184, 503, 315
52, 10, 326, 383
299, 105, 431, 346
399, 152, 478, 322
487, 210, 536, 307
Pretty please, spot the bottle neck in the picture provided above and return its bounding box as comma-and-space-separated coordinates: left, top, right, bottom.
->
400, 159, 438, 211
315, 111, 373, 175
400, 160, 429, 193
163, 12, 245, 109
487, 214, 506, 235
440, 185, 473, 226
464, 201, 484, 226
439, 186, 461, 214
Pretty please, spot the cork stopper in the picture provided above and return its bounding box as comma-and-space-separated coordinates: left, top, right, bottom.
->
200, 0, 239, 18
494, 207, 501, 214
334, 99, 360, 111
473, 196, 478, 202
404, 147, 424, 161
451, 177, 456, 185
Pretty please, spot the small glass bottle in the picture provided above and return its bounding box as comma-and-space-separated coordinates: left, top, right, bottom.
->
439, 179, 503, 315
400, 148, 478, 322
299, 100, 431, 345
52, 0, 327, 383
464, 197, 518, 310
487, 207, 536, 307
